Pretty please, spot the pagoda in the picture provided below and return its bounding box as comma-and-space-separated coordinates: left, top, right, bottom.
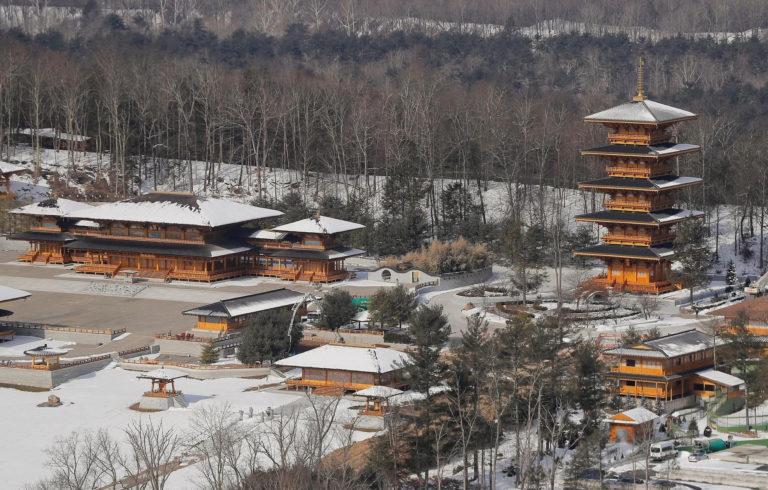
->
575, 59, 704, 294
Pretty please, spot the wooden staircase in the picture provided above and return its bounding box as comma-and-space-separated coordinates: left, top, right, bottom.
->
18, 250, 38, 263
75, 263, 122, 277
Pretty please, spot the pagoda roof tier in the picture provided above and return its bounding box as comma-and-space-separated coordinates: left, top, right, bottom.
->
581, 143, 700, 159
584, 99, 696, 125
64, 237, 252, 258
578, 175, 702, 192
575, 208, 703, 226
574, 244, 674, 261
67, 192, 283, 228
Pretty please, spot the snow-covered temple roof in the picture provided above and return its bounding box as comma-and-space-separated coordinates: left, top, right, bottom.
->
0, 285, 30, 303
67, 192, 283, 228
272, 215, 365, 235
584, 99, 697, 125
182, 288, 307, 318
137, 368, 187, 380
10, 198, 93, 217
605, 329, 719, 358
354, 386, 404, 398
276, 345, 410, 373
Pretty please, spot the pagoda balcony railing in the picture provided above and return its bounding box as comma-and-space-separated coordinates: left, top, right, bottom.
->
602, 232, 675, 246
606, 166, 673, 179
605, 199, 653, 212
606, 167, 652, 178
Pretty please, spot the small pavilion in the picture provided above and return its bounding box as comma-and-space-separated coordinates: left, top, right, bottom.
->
24, 344, 66, 370
136, 367, 189, 410
606, 406, 658, 443
354, 385, 403, 416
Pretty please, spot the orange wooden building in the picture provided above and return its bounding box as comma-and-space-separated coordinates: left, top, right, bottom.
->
607, 406, 658, 443
604, 329, 744, 407
276, 345, 410, 394
10, 198, 94, 264
249, 215, 365, 283
182, 288, 307, 333
711, 297, 768, 338
10, 194, 365, 283
575, 59, 703, 294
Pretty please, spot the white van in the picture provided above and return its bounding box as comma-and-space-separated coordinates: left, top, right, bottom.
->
650, 441, 677, 461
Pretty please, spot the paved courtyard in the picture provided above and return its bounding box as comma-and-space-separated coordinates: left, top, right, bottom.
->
0, 251, 395, 355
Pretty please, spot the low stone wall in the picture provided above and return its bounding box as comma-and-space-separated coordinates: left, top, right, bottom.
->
119, 362, 271, 379
154, 335, 240, 358
0, 320, 122, 344
154, 338, 206, 357
0, 357, 113, 389
669, 468, 768, 487
367, 266, 493, 293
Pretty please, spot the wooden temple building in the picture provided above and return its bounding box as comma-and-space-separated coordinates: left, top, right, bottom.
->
10, 198, 94, 264
182, 288, 308, 333
9, 192, 365, 283
575, 59, 704, 294
276, 345, 410, 395
0, 161, 28, 200
248, 215, 365, 283
604, 329, 744, 411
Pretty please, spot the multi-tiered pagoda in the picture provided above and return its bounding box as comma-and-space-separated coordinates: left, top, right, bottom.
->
575, 60, 703, 294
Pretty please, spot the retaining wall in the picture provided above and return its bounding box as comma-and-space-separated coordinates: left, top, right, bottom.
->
0, 357, 112, 389
367, 266, 493, 292
0, 321, 121, 344
118, 362, 271, 379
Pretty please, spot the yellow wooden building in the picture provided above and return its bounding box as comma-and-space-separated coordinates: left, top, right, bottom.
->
276, 345, 410, 394
182, 288, 308, 333
604, 329, 744, 407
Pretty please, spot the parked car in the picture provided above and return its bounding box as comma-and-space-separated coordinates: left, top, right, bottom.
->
650, 441, 678, 461
688, 450, 709, 462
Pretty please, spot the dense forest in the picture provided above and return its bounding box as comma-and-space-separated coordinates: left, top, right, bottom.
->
2, 2, 768, 258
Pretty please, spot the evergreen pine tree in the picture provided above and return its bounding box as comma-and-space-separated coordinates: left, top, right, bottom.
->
318, 288, 357, 330
674, 219, 712, 306
200, 339, 219, 364
368, 285, 418, 329
726, 260, 737, 286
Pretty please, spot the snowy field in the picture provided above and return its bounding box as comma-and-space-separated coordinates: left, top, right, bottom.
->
0, 364, 373, 489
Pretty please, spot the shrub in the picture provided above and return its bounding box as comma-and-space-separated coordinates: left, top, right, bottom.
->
379, 237, 491, 274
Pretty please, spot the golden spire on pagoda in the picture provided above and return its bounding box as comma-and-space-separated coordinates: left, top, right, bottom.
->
633, 57, 646, 102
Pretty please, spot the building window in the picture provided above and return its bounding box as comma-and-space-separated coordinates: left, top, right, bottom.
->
625, 380, 636, 387
694, 383, 704, 391
381, 270, 392, 281
704, 384, 715, 392
625, 359, 636, 367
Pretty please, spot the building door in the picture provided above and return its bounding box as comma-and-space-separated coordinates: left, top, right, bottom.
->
412, 271, 420, 283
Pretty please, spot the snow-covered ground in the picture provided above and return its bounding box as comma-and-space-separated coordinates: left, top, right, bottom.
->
0, 364, 322, 488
